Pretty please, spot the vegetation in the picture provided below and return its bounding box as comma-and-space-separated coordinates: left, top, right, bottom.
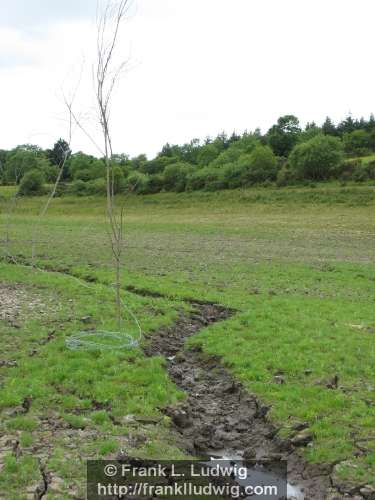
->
289, 135, 343, 181
2, 114, 375, 197
1, 186, 375, 494
18, 169, 45, 196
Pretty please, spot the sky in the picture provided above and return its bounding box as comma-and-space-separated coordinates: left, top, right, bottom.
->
0, 0, 374, 159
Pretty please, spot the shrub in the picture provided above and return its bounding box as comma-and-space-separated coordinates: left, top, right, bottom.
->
331, 159, 359, 181
74, 168, 92, 182
163, 163, 194, 191
85, 178, 106, 195
289, 134, 343, 180
365, 160, 375, 180
18, 170, 45, 196
123, 172, 149, 194
276, 164, 299, 186
242, 145, 278, 184
186, 167, 226, 191
222, 163, 247, 189
68, 179, 88, 196
108, 166, 125, 194
42, 164, 60, 183
196, 143, 221, 166
69, 153, 105, 181
209, 136, 259, 169
143, 174, 164, 194
352, 165, 369, 182
140, 156, 175, 175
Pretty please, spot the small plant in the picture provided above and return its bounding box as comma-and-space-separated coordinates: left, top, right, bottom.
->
64, 414, 88, 429
98, 439, 118, 456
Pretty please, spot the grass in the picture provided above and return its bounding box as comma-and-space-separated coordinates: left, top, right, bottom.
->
0, 264, 188, 497
352, 153, 375, 165
1, 183, 375, 494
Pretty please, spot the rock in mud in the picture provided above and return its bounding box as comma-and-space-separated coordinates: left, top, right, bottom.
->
243, 447, 256, 460
360, 485, 375, 499
291, 421, 309, 432
0, 359, 17, 367
291, 430, 313, 447
165, 408, 192, 429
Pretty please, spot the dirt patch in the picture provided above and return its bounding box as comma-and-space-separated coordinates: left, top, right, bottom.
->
143, 303, 347, 500
0, 283, 48, 325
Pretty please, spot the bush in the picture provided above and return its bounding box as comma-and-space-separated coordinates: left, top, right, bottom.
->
209, 136, 259, 169
109, 166, 125, 194
140, 156, 175, 175
331, 159, 359, 180
123, 172, 149, 194
352, 165, 369, 182
289, 134, 343, 180
143, 174, 164, 194
163, 163, 194, 192
242, 145, 278, 185
365, 160, 375, 180
18, 170, 45, 196
74, 168, 92, 182
186, 167, 226, 191
42, 164, 60, 183
69, 153, 105, 181
85, 178, 106, 195
276, 165, 298, 186
222, 163, 247, 189
196, 143, 221, 166
68, 179, 88, 196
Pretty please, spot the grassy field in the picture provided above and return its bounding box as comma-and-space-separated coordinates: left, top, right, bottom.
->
1, 183, 375, 496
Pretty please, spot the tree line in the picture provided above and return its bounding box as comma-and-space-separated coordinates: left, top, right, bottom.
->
2, 113, 375, 196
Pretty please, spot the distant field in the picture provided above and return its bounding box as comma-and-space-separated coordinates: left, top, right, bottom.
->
1, 184, 375, 494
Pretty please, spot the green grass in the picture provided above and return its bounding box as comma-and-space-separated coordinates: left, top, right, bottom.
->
0, 263, 188, 497
352, 153, 375, 165
1, 184, 375, 493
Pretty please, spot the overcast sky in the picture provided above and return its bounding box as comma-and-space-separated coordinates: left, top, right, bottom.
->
1, 0, 374, 158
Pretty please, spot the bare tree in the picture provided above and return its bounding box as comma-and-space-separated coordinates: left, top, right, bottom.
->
94, 0, 130, 328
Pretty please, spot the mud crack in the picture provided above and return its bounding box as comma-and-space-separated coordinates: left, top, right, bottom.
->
34, 460, 50, 500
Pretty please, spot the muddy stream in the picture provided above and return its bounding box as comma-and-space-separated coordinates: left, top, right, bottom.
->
142, 302, 337, 500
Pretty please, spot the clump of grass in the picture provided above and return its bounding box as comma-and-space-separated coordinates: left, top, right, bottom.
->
7, 416, 39, 431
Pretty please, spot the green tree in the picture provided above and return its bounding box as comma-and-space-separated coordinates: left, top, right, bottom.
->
48, 139, 71, 167
343, 130, 370, 155
0, 150, 8, 183
322, 116, 337, 136
196, 143, 221, 166
289, 134, 343, 180
5, 149, 39, 184
69, 153, 105, 180
140, 156, 175, 175
267, 115, 301, 156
